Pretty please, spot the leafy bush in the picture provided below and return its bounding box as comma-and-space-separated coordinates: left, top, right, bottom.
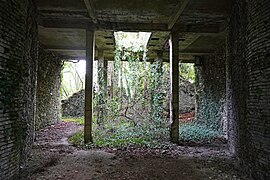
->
69, 130, 84, 146
179, 123, 220, 141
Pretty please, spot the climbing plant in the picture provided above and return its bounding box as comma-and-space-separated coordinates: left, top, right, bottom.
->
66, 32, 222, 146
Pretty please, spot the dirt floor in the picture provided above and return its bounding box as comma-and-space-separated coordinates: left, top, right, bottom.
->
20, 122, 249, 180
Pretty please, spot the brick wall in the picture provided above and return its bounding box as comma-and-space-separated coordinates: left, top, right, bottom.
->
228, 0, 270, 179
0, 0, 38, 179
195, 45, 227, 134
36, 46, 62, 130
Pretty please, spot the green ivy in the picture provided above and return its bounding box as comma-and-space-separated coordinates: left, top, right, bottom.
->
179, 123, 220, 141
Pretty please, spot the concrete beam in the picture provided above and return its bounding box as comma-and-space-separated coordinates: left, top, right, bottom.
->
180, 34, 201, 51
84, 28, 95, 144
44, 46, 86, 51
40, 19, 168, 31
169, 31, 179, 143
168, 0, 190, 30
84, 0, 97, 23
176, 24, 221, 34
44, 45, 114, 52
40, 18, 90, 29
40, 18, 221, 33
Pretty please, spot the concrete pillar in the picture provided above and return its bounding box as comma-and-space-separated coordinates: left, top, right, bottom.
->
104, 60, 108, 96
109, 62, 114, 98
84, 28, 95, 143
169, 32, 179, 143
98, 49, 105, 92
151, 51, 164, 127
156, 51, 163, 73
144, 62, 149, 97
97, 49, 105, 126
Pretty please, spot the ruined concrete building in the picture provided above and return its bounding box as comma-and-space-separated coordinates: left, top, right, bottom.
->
0, 0, 269, 179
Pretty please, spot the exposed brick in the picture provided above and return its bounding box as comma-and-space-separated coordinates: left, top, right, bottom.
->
228, 0, 270, 179
0, 0, 37, 179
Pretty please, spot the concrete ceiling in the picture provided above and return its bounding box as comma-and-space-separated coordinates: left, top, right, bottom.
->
36, 0, 231, 62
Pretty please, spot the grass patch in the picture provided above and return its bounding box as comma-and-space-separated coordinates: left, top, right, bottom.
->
62, 117, 84, 125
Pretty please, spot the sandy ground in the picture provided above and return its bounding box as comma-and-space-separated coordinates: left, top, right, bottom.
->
20, 122, 249, 180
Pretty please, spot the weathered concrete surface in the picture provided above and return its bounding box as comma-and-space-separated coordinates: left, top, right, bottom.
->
84, 29, 95, 143
36, 0, 230, 62
169, 32, 180, 143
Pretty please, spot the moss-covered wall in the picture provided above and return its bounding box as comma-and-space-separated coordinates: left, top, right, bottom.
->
0, 0, 38, 179
195, 45, 227, 134
35, 46, 62, 130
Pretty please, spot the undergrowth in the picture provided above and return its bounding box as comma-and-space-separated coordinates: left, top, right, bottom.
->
179, 123, 220, 142
68, 119, 172, 148
66, 116, 222, 147
62, 117, 84, 125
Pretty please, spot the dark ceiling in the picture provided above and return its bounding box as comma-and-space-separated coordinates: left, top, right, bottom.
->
36, 0, 231, 62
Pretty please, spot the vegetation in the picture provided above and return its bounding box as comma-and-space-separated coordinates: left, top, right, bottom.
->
61, 61, 85, 99
62, 117, 84, 125
179, 63, 195, 83
62, 32, 221, 147
179, 123, 220, 142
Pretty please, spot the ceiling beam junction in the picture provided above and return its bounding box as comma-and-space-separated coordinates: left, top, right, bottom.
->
168, 0, 190, 30
84, 0, 98, 23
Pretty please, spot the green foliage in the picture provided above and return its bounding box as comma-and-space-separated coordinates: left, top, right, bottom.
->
150, 61, 166, 128
68, 32, 220, 147
96, 60, 106, 125
61, 61, 85, 99
69, 130, 84, 146
179, 123, 220, 141
179, 63, 195, 82
62, 117, 84, 125
69, 122, 171, 148
202, 101, 223, 131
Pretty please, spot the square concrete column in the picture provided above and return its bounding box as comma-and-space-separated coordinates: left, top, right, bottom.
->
98, 49, 105, 92
151, 51, 164, 124
84, 28, 95, 144
97, 49, 107, 127
104, 60, 108, 96
97, 49, 108, 95
169, 32, 179, 143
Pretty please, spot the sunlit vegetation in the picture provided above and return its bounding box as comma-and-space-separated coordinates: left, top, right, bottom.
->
62, 117, 84, 125
61, 32, 220, 147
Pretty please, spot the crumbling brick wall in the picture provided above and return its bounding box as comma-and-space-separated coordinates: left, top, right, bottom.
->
0, 0, 38, 179
228, 0, 270, 179
195, 45, 227, 134
36, 46, 62, 130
